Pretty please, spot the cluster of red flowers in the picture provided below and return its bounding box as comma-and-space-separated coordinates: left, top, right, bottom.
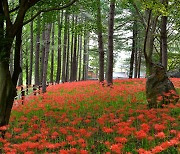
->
0, 78, 179, 153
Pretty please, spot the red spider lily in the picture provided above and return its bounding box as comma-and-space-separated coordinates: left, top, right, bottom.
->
136, 130, 147, 140
155, 132, 165, 139
154, 124, 166, 132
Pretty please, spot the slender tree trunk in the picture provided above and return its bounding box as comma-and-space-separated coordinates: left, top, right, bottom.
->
50, 23, 55, 84
42, 24, 52, 93
70, 15, 74, 81
10, 49, 13, 76
12, 27, 23, 86
71, 16, 78, 81
65, 26, 70, 82
107, 0, 116, 85
83, 31, 88, 81
144, 10, 158, 76
137, 49, 142, 78
62, 10, 68, 83
28, 12, 34, 85
97, 0, 105, 83
40, 28, 46, 84
161, 0, 168, 71
25, 41, 29, 85
18, 47, 23, 86
56, 11, 63, 83
35, 15, 40, 86
78, 35, 82, 81
133, 20, 138, 78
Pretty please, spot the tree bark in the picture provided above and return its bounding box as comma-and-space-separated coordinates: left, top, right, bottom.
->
42, 23, 52, 93
78, 34, 82, 81
70, 15, 74, 81
161, 0, 168, 71
82, 31, 88, 81
50, 23, 55, 84
107, 0, 116, 85
71, 16, 78, 81
12, 27, 23, 86
28, 11, 34, 85
65, 25, 70, 82
18, 47, 23, 86
56, 11, 63, 83
62, 10, 68, 83
35, 15, 40, 86
97, 0, 105, 83
40, 27, 46, 84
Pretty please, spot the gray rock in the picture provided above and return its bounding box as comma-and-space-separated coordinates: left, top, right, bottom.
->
146, 63, 179, 108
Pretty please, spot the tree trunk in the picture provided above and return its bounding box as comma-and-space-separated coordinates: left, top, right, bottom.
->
12, 27, 23, 86
25, 41, 29, 85
62, 10, 68, 83
78, 34, 82, 81
97, 0, 105, 83
65, 25, 70, 82
56, 11, 63, 83
83, 31, 88, 81
143, 10, 158, 76
42, 24, 52, 93
107, 0, 116, 85
28, 12, 34, 85
18, 47, 23, 86
71, 16, 78, 81
35, 15, 40, 86
133, 20, 138, 78
137, 49, 142, 78
161, 0, 168, 71
40, 28, 46, 84
0, 62, 16, 127
50, 23, 55, 84
70, 15, 75, 82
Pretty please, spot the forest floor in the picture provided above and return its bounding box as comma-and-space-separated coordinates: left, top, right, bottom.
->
0, 78, 180, 153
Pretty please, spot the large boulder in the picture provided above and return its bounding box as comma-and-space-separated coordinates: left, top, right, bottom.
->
146, 63, 179, 108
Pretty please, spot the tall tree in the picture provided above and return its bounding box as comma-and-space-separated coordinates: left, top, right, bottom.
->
96, 0, 105, 83
50, 23, 55, 84
28, 11, 34, 85
35, 15, 41, 86
40, 27, 46, 84
161, 0, 168, 71
71, 16, 78, 81
78, 34, 82, 81
62, 10, 69, 83
107, 0, 116, 85
56, 11, 63, 83
82, 31, 89, 80
42, 23, 52, 93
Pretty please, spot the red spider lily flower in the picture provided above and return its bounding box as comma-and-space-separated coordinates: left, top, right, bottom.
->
80, 149, 88, 154
24, 151, 35, 154
136, 130, 147, 139
151, 146, 163, 153
154, 124, 166, 132
0, 125, 8, 131
68, 148, 78, 153
104, 141, 111, 148
51, 131, 59, 139
155, 132, 166, 139
58, 149, 68, 154
66, 135, 74, 142
110, 143, 123, 153
114, 137, 127, 144
102, 127, 114, 133
137, 148, 151, 154
141, 123, 150, 133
